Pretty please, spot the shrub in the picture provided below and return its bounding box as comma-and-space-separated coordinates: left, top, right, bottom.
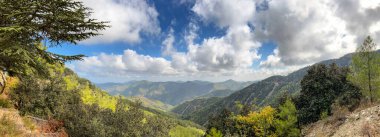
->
0, 98, 12, 108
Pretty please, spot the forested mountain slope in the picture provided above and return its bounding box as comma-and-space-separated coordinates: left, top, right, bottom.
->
98, 80, 252, 106
0, 66, 204, 137
171, 97, 222, 116
175, 51, 374, 125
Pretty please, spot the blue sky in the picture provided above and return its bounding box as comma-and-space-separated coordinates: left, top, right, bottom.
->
50, 0, 380, 83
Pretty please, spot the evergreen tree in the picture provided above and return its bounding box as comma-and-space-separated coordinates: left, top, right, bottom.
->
206, 109, 234, 135
349, 36, 380, 103
275, 99, 300, 137
0, 0, 107, 77
296, 63, 361, 125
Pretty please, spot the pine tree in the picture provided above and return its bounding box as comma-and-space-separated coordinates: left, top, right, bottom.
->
0, 0, 107, 77
349, 36, 380, 103
275, 99, 300, 137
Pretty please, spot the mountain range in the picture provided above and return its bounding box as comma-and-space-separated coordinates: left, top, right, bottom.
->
171, 51, 366, 125
97, 80, 252, 106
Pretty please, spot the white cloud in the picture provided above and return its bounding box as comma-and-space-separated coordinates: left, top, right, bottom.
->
185, 0, 261, 72
192, 0, 256, 27
80, 0, 160, 44
72, 0, 380, 82
73, 50, 177, 80
257, 0, 380, 67
259, 48, 284, 68
187, 25, 261, 72
162, 28, 176, 56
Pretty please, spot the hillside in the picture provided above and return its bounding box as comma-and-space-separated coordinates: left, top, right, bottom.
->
171, 97, 221, 116
304, 104, 380, 137
174, 51, 367, 125
97, 80, 252, 106
0, 66, 205, 137
126, 96, 173, 111
0, 108, 67, 136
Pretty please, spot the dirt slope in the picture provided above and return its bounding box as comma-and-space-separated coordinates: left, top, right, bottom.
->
304, 105, 380, 137
0, 108, 67, 137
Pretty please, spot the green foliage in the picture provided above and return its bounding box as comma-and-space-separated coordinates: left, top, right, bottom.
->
206, 109, 235, 135
274, 99, 300, 137
0, 98, 12, 108
169, 125, 205, 137
80, 82, 118, 111
205, 128, 223, 137
205, 106, 289, 137
296, 63, 361, 125
320, 110, 328, 120
335, 85, 362, 111
236, 106, 277, 137
0, 0, 107, 76
8, 62, 178, 136
349, 36, 380, 103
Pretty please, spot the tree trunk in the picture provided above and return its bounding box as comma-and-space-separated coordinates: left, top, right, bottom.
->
367, 53, 373, 103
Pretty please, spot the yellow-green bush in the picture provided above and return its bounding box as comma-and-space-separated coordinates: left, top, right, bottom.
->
169, 125, 205, 137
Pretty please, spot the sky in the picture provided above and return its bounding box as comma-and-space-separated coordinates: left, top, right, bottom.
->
49, 0, 380, 83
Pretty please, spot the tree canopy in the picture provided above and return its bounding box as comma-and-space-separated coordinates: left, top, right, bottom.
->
296, 63, 361, 125
0, 0, 107, 76
349, 36, 380, 103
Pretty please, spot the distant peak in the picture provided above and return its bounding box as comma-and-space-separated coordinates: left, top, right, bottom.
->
225, 79, 235, 82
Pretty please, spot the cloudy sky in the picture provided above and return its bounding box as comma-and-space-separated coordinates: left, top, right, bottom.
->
50, 0, 380, 83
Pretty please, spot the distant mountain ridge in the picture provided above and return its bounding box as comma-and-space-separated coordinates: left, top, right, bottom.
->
97, 80, 252, 106
172, 50, 378, 125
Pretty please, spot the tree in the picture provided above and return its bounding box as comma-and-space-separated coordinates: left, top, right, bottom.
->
205, 128, 223, 137
349, 36, 380, 103
0, 0, 107, 77
296, 63, 361, 125
236, 106, 277, 137
275, 99, 300, 137
206, 109, 234, 135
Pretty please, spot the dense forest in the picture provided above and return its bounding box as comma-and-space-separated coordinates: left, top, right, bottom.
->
1, 0, 380, 137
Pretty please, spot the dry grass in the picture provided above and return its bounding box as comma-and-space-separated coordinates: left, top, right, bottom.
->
354, 100, 378, 113
0, 115, 24, 137
361, 122, 378, 137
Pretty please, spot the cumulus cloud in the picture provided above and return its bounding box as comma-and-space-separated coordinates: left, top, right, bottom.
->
184, 0, 261, 72
192, 0, 256, 27
162, 28, 176, 56
257, 0, 380, 67
72, 0, 380, 82
80, 0, 160, 44
72, 0, 271, 82
187, 25, 261, 72
73, 50, 177, 81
